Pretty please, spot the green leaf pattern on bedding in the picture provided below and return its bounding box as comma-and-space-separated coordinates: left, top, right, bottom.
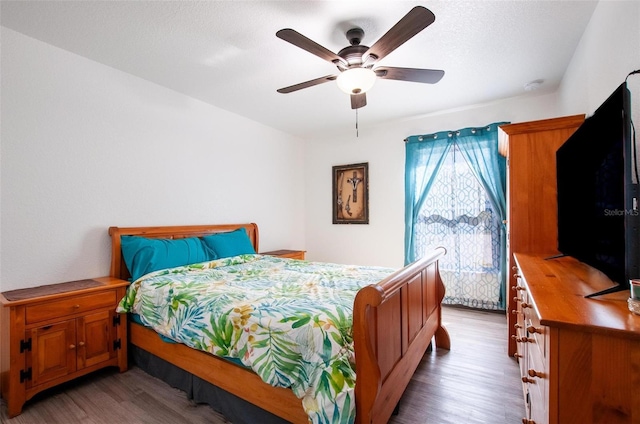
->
116, 254, 395, 424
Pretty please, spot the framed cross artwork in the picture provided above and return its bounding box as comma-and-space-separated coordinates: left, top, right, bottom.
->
332, 162, 369, 224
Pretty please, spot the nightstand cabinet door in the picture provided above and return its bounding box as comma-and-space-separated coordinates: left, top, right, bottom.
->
78, 310, 114, 369
27, 320, 77, 388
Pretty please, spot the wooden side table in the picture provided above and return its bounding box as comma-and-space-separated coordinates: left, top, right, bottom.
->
0, 277, 129, 417
260, 249, 306, 260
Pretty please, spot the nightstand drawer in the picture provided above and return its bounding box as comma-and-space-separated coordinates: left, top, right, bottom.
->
26, 291, 117, 324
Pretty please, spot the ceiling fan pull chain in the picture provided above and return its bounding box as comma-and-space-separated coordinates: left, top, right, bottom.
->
356, 108, 359, 137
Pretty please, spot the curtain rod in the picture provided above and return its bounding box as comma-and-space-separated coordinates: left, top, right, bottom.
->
404, 124, 504, 143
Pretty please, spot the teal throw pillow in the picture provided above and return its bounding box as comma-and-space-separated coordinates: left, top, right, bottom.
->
201, 228, 256, 259
121, 236, 216, 281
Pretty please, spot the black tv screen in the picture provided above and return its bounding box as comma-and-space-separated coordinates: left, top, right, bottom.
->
556, 82, 639, 297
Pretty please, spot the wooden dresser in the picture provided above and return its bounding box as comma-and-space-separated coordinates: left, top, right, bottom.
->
498, 115, 584, 357
513, 253, 640, 424
0, 277, 129, 417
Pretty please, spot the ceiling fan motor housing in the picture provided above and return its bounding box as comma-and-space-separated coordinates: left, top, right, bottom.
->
337, 44, 370, 68
337, 28, 377, 69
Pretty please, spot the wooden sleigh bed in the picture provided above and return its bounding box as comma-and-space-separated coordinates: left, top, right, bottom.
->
109, 223, 450, 424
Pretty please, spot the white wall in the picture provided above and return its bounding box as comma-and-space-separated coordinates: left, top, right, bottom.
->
558, 0, 640, 116
0, 28, 305, 291
304, 0, 640, 269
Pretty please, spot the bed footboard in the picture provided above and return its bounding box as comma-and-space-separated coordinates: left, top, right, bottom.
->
352, 247, 449, 424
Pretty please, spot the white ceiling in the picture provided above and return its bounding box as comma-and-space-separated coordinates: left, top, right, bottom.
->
1, 1, 598, 139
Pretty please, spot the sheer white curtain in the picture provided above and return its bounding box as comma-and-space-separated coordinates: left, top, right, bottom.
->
415, 144, 502, 309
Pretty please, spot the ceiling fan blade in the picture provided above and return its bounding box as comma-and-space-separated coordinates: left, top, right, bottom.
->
276, 29, 347, 67
363, 6, 435, 64
277, 75, 337, 94
351, 93, 367, 109
375, 67, 444, 84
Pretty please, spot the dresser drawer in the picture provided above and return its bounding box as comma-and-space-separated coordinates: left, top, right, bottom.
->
527, 335, 547, 424
527, 309, 546, 364
26, 291, 117, 324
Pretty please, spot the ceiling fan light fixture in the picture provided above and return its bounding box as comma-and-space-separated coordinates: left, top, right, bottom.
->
336, 68, 376, 95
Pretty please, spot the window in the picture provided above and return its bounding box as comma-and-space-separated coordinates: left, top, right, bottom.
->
405, 123, 508, 310
414, 144, 502, 309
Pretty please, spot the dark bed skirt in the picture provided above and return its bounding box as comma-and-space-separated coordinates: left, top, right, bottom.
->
130, 345, 291, 424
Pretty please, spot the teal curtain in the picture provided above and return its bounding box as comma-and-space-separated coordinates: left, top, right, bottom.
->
404, 136, 452, 264
404, 122, 508, 309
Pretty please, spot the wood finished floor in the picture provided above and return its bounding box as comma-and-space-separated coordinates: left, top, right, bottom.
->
1, 306, 525, 424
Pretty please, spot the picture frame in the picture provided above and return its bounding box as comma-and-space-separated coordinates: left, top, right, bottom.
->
332, 162, 369, 224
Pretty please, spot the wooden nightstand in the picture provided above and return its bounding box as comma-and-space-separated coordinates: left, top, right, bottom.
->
260, 249, 306, 260
0, 277, 129, 418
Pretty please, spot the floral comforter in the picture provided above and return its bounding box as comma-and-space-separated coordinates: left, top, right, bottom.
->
116, 254, 396, 424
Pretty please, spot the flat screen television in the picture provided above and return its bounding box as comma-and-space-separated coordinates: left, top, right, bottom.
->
556, 82, 639, 298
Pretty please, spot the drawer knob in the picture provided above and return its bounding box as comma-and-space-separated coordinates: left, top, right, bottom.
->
521, 376, 535, 384
73, 304, 81, 309
514, 323, 523, 329
514, 353, 523, 358
527, 325, 543, 334
78, 341, 85, 347
522, 419, 536, 424
512, 286, 525, 291
528, 369, 544, 378
521, 302, 532, 309
513, 273, 521, 279
513, 296, 521, 303
512, 336, 533, 343
69, 344, 76, 350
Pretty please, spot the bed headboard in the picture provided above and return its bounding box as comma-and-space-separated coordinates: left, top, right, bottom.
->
108, 223, 259, 280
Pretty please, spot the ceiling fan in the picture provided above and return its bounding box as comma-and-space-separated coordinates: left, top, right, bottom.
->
276, 6, 444, 110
